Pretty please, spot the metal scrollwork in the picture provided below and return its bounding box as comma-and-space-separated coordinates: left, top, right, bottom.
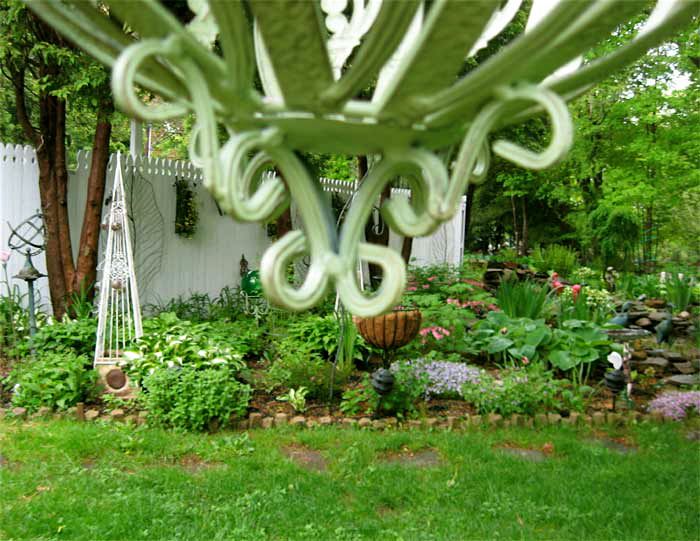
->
26, 0, 697, 315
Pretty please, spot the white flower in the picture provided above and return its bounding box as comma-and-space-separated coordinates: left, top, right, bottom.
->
122, 351, 141, 361
607, 352, 623, 370
210, 358, 227, 365
197, 349, 207, 358
167, 360, 175, 368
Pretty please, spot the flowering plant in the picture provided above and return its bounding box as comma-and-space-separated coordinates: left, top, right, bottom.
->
648, 392, 700, 420
394, 358, 481, 399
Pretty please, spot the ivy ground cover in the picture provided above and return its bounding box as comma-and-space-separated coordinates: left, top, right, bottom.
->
1, 419, 698, 541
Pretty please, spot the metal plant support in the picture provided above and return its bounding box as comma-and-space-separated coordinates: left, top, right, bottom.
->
94, 153, 143, 376
7, 211, 46, 339
26, 0, 697, 316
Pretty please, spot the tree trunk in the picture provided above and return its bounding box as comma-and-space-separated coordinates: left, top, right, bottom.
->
72, 102, 113, 300
463, 183, 476, 251
520, 196, 528, 256
510, 196, 519, 253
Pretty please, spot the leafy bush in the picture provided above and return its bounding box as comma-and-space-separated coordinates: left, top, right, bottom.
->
124, 313, 254, 385
556, 287, 614, 324
5, 352, 97, 412
461, 368, 586, 416
464, 312, 613, 383
13, 317, 98, 359
265, 314, 366, 397
145, 286, 245, 322
143, 365, 251, 431
496, 279, 550, 319
380, 362, 430, 417
664, 274, 695, 312
617, 273, 662, 299
531, 244, 578, 277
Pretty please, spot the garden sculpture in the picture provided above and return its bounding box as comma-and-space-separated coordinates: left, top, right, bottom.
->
26, 0, 698, 316
608, 301, 633, 327
655, 305, 674, 344
7, 211, 46, 338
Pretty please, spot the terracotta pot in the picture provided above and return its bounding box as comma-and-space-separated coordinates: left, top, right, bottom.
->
353, 309, 422, 350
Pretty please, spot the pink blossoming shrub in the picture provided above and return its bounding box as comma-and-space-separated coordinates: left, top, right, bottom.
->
649, 392, 700, 420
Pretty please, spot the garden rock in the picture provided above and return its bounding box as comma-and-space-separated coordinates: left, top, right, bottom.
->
665, 374, 700, 386
248, 412, 262, 429
649, 311, 669, 322
75, 403, 85, 421
635, 357, 669, 369
592, 412, 605, 426
11, 407, 27, 419
547, 413, 561, 425
290, 415, 306, 427
635, 318, 652, 328
663, 351, 686, 362
109, 409, 125, 421
318, 416, 333, 426
274, 413, 288, 427
357, 418, 372, 428
673, 362, 696, 375
261, 417, 274, 429
85, 409, 100, 421
631, 350, 647, 360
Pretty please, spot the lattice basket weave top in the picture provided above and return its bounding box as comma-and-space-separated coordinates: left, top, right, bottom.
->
27, 0, 698, 316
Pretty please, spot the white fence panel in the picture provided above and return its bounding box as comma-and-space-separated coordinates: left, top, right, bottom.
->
0, 144, 50, 308
69, 152, 271, 308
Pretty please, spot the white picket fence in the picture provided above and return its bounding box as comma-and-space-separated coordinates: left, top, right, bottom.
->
0, 142, 465, 314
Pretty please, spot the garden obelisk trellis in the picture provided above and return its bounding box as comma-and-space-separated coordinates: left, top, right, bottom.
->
94, 153, 143, 384
27, 0, 698, 316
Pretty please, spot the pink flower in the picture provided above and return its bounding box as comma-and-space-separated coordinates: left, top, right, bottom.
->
407, 286, 417, 291
0, 250, 10, 264
521, 356, 530, 365
572, 284, 582, 300
427, 276, 437, 282
422, 284, 430, 289
431, 329, 443, 340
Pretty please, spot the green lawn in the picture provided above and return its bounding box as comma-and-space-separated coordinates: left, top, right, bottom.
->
1, 419, 698, 541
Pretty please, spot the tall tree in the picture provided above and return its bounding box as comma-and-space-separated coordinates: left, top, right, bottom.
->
0, 1, 114, 317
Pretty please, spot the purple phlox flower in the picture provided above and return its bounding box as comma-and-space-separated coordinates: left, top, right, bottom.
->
392, 358, 482, 398
649, 391, 700, 420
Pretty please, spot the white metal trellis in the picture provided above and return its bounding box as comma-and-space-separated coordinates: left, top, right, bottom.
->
94, 153, 143, 367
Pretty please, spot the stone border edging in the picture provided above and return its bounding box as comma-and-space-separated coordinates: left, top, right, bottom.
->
0, 404, 678, 429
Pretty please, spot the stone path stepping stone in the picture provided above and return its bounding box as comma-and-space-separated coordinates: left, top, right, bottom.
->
282, 445, 327, 472
498, 447, 547, 462
685, 430, 700, 442
382, 448, 443, 468
588, 438, 637, 454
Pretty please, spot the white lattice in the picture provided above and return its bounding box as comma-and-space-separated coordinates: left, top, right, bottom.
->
94, 153, 143, 366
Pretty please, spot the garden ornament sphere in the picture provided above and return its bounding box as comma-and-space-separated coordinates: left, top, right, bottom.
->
27, 0, 697, 316
241, 270, 263, 296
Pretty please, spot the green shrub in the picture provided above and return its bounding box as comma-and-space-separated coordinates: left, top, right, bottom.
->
461, 368, 586, 416
496, 279, 550, 319
143, 366, 251, 432
665, 274, 695, 312
13, 317, 97, 359
125, 313, 255, 385
531, 244, 578, 277
5, 352, 97, 412
265, 314, 367, 397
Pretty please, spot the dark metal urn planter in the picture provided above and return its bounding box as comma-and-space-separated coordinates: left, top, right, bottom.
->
353, 309, 422, 406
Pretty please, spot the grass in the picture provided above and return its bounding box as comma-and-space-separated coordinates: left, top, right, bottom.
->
1, 419, 699, 540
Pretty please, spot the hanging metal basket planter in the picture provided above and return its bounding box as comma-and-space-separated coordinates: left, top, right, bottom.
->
353, 309, 422, 352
